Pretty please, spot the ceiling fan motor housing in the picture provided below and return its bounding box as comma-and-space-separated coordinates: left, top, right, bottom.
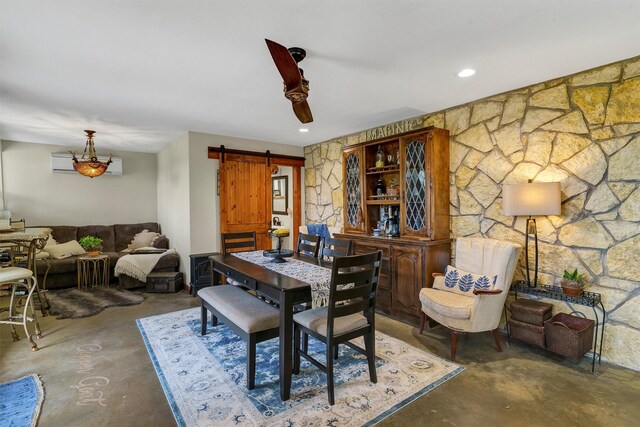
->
288, 47, 306, 63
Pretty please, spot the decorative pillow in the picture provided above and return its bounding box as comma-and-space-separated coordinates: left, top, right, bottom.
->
44, 236, 59, 248
433, 265, 497, 296
152, 235, 169, 249
122, 229, 160, 253
46, 240, 86, 259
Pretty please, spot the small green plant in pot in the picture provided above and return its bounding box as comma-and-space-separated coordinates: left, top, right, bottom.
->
79, 236, 103, 256
561, 268, 587, 296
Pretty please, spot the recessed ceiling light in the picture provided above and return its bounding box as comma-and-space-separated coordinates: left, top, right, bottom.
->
299, 128, 309, 133
457, 68, 476, 78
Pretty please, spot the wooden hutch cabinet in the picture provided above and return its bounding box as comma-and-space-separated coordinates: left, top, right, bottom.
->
336, 127, 451, 324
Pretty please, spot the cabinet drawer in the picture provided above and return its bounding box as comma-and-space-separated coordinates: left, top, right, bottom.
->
353, 241, 391, 258
225, 269, 256, 289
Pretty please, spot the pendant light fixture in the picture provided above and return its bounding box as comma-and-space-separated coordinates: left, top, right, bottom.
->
70, 130, 112, 178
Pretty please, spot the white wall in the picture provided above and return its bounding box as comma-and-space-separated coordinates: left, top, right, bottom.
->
1, 140, 157, 226
0, 140, 4, 210
157, 133, 191, 279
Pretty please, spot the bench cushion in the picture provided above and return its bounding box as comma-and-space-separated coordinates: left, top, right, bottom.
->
293, 306, 368, 337
198, 285, 279, 334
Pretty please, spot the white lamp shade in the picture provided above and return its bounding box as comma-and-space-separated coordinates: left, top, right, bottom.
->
503, 182, 561, 216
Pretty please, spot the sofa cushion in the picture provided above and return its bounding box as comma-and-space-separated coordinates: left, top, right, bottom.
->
102, 251, 125, 265
78, 225, 116, 252
114, 223, 160, 252
50, 226, 78, 244
43, 256, 78, 274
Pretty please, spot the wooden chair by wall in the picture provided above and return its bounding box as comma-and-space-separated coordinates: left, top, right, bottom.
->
216, 232, 257, 288
221, 231, 257, 254
296, 233, 321, 258
293, 251, 382, 405
319, 237, 352, 260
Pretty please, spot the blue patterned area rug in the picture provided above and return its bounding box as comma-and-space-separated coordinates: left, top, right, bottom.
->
0, 374, 44, 427
137, 308, 464, 426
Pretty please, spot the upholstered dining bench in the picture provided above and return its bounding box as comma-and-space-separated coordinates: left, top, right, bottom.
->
198, 285, 279, 389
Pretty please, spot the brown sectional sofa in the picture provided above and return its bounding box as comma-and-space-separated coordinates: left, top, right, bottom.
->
36, 222, 179, 289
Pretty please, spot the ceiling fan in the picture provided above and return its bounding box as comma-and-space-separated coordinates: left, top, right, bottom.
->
265, 39, 313, 124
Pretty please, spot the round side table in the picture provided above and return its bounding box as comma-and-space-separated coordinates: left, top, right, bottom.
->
77, 254, 110, 291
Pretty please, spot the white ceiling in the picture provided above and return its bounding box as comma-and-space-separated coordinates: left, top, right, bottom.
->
1, 1, 639, 153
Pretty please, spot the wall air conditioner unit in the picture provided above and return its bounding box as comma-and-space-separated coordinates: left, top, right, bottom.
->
51, 152, 123, 176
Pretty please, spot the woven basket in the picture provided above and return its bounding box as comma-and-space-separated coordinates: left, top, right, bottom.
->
510, 318, 545, 348
544, 313, 594, 359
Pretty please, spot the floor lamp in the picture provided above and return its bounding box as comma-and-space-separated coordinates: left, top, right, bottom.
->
503, 181, 561, 288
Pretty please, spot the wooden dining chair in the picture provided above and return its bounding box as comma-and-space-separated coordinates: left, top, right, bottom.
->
218, 232, 257, 288
318, 237, 352, 260
293, 251, 382, 405
296, 233, 321, 258
221, 231, 257, 254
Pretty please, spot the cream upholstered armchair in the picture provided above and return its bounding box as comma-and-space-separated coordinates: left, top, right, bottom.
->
419, 237, 521, 361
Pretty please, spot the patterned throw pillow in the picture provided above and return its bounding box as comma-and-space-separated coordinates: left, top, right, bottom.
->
122, 229, 161, 253
433, 265, 497, 296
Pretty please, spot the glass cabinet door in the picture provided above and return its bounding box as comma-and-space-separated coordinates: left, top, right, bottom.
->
342, 147, 365, 233
401, 134, 430, 237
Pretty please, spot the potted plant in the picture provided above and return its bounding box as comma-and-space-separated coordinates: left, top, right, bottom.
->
560, 268, 587, 296
79, 235, 103, 256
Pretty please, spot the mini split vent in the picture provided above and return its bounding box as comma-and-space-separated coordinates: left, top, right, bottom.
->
51, 152, 123, 176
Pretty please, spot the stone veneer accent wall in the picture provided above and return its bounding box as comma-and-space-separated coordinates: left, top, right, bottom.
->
304, 56, 640, 370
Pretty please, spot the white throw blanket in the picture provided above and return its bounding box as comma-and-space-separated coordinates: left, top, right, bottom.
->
114, 248, 177, 283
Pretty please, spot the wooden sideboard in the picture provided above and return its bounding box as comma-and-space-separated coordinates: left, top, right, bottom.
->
335, 233, 451, 324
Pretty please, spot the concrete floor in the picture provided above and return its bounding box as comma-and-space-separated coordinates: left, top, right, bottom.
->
1, 291, 639, 427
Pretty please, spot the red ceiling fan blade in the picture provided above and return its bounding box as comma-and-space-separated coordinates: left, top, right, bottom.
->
292, 100, 313, 124
265, 39, 302, 88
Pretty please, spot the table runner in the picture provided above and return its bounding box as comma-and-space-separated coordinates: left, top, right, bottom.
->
232, 251, 332, 307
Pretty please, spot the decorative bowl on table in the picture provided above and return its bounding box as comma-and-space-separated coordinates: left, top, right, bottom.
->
264, 229, 293, 263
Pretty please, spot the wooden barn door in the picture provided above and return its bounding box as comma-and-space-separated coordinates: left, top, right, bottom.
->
219, 153, 272, 249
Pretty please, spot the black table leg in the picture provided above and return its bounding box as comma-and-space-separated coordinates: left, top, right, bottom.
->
279, 291, 294, 401
213, 269, 221, 287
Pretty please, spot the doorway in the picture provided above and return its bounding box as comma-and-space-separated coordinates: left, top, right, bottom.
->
271, 167, 293, 249
209, 146, 304, 252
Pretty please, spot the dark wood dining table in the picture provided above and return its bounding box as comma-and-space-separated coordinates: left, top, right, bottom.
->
208, 252, 332, 401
